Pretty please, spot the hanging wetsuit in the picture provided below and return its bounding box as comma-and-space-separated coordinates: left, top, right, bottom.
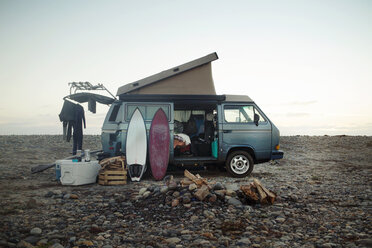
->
59, 100, 77, 141
59, 100, 86, 155
72, 104, 86, 155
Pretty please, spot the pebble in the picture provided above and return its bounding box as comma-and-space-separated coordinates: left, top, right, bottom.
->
30, 227, 42, 235
203, 210, 215, 219
236, 237, 251, 246
166, 237, 181, 244
190, 215, 199, 222
23, 236, 39, 245
70, 193, 79, 199
213, 182, 224, 190
189, 183, 197, 191
227, 197, 242, 206
102, 245, 113, 248
139, 187, 147, 195
50, 243, 64, 248
143, 191, 151, 198
160, 186, 169, 193
172, 199, 180, 207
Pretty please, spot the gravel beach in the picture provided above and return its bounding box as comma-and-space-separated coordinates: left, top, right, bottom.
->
0, 135, 371, 248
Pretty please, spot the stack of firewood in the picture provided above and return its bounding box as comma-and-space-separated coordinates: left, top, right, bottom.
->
240, 179, 276, 204
179, 169, 276, 204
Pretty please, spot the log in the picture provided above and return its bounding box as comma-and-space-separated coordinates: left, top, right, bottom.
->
180, 178, 193, 187
184, 169, 198, 181
253, 179, 276, 204
184, 169, 210, 188
240, 185, 259, 202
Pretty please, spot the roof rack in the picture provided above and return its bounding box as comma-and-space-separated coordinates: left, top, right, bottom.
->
69, 82, 116, 99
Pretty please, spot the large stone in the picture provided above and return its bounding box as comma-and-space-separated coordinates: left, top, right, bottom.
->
194, 185, 209, 201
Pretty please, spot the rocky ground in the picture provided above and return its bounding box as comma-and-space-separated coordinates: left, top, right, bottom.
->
0, 135, 371, 248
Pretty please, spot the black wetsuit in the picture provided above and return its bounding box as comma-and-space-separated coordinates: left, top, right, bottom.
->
59, 100, 86, 155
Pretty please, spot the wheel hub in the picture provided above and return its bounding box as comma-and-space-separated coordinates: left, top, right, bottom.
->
230, 155, 249, 174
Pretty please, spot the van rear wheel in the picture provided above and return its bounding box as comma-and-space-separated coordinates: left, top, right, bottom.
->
226, 151, 254, 178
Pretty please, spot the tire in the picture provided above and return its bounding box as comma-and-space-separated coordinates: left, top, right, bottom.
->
226, 151, 254, 178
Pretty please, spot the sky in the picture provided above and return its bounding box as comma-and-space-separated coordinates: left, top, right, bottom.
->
0, 0, 371, 136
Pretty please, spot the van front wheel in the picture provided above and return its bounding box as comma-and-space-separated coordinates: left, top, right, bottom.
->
226, 151, 254, 177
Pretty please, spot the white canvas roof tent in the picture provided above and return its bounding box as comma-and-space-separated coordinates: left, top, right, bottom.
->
117, 53, 219, 97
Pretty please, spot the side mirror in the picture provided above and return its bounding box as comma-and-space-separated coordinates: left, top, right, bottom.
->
254, 113, 259, 126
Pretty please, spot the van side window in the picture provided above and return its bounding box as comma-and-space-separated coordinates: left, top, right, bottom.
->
126, 104, 170, 121
254, 108, 266, 123
224, 105, 266, 123
109, 105, 120, 122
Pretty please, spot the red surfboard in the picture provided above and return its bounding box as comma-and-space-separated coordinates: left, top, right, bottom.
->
149, 108, 170, 180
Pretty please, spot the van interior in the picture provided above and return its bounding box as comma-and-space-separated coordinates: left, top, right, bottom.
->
173, 103, 217, 159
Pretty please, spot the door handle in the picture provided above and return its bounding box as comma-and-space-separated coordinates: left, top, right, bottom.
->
223, 130, 232, 133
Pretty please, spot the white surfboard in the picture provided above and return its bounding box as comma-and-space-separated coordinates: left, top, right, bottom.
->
126, 108, 147, 181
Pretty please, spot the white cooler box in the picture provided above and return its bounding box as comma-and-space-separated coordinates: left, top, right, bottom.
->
60, 160, 101, 186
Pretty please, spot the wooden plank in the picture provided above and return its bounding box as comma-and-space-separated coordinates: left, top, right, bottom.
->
105, 175, 126, 179
98, 180, 126, 185
100, 171, 127, 175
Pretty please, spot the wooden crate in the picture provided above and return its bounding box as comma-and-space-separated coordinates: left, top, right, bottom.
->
99, 169, 127, 185
98, 156, 127, 185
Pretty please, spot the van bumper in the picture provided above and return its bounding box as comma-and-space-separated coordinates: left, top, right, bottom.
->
271, 150, 284, 160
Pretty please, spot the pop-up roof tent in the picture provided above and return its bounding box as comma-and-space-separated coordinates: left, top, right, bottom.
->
116, 53, 219, 97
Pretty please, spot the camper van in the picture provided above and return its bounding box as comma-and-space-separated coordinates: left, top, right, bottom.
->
100, 53, 283, 177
